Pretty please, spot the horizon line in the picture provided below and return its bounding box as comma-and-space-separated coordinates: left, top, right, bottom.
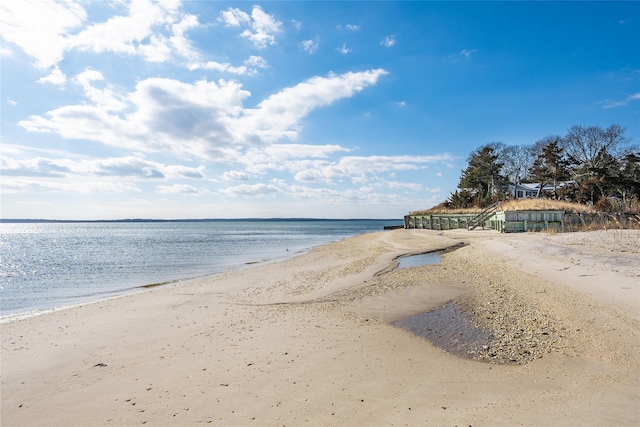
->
0, 217, 404, 224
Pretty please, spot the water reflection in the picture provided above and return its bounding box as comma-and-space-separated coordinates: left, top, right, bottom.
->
397, 252, 441, 268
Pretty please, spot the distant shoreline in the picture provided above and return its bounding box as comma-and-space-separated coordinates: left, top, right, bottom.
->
0, 217, 402, 224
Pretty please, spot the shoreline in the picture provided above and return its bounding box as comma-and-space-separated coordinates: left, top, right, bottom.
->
0, 228, 369, 321
1, 219, 397, 318
2, 229, 638, 426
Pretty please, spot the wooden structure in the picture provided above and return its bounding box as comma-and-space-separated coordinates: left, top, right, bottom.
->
404, 213, 478, 230
404, 209, 565, 233
492, 210, 564, 232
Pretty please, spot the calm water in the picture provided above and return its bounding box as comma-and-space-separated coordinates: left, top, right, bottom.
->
0, 219, 400, 317
397, 252, 441, 268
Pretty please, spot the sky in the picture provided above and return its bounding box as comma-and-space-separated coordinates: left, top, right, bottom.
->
1, 1, 639, 220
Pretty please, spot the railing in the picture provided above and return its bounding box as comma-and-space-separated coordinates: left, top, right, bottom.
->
467, 202, 500, 230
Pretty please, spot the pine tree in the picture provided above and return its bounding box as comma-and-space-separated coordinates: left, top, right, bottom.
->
458, 145, 507, 207
529, 140, 571, 199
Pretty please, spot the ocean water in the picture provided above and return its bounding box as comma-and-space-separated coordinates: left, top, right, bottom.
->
0, 219, 400, 318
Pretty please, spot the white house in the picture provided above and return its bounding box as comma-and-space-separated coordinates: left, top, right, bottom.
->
509, 182, 577, 199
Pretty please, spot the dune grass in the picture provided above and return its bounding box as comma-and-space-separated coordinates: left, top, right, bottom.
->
410, 199, 596, 216
498, 199, 595, 213
409, 207, 483, 215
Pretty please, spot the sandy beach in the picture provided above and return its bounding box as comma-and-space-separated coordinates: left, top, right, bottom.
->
2, 228, 639, 426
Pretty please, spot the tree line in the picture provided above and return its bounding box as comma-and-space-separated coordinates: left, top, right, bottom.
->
446, 124, 639, 212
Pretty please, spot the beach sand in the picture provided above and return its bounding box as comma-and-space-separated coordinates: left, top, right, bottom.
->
2, 229, 639, 426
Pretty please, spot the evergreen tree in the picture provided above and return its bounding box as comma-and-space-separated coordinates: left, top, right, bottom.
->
608, 150, 640, 205
458, 145, 507, 207
448, 124, 636, 212
529, 140, 571, 199
447, 189, 475, 209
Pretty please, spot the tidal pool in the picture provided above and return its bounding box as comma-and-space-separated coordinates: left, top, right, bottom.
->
397, 252, 441, 268
393, 302, 494, 359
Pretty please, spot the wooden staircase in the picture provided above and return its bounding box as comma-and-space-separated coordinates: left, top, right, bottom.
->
467, 202, 500, 230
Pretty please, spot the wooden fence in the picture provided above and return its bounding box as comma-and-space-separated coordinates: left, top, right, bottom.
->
404, 214, 478, 230
404, 210, 566, 233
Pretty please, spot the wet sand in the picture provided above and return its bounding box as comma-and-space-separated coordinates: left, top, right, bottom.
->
2, 229, 639, 426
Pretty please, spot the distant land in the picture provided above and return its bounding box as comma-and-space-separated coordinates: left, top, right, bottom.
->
0, 218, 402, 224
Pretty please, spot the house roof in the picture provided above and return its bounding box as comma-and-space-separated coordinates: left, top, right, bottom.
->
511, 181, 577, 191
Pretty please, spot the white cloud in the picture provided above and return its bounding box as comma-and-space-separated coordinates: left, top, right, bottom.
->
384, 181, 422, 191
0, 0, 86, 69
601, 92, 640, 109
74, 70, 127, 111
284, 183, 420, 209
238, 144, 351, 175
245, 55, 267, 68
396, 101, 406, 107
190, 61, 247, 75
266, 144, 350, 160
19, 69, 388, 158
337, 43, 351, 54
19, 77, 249, 157
169, 12, 200, 59
221, 5, 282, 49
337, 24, 360, 31
381, 35, 396, 47
1, 150, 205, 180
87, 156, 205, 179
0, 0, 200, 69
291, 19, 302, 30
219, 182, 282, 197
37, 66, 67, 87
302, 39, 319, 54
291, 154, 453, 184
70, 0, 200, 63
1, 156, 71, 177
220, 7, 250, 27
235, 69, 388, 144
1, 176, 141, 194
188, 55, 267, 75
156, 184, 209, 194
460, 49, 477, 59
1, 45, 13, 56
361, 180, 423, 192
7, 97, 17, 106
222, 170, 252, 181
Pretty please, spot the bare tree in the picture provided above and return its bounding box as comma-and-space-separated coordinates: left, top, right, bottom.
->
500, 144, 535, 194
562, 124, 630, 173
561, 125, 632, 204
530, 135, 562, 159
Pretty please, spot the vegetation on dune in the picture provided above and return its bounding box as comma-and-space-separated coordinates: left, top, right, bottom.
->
414, 124, 639, 215
498, 199, 595, 213
411, 198, 596, 216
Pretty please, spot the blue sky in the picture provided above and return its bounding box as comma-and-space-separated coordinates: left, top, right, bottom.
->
1, 1, 639, 220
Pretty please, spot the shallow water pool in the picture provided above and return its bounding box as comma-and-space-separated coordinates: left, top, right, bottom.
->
397, 252, 441, 268
393, 302, 494, 359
